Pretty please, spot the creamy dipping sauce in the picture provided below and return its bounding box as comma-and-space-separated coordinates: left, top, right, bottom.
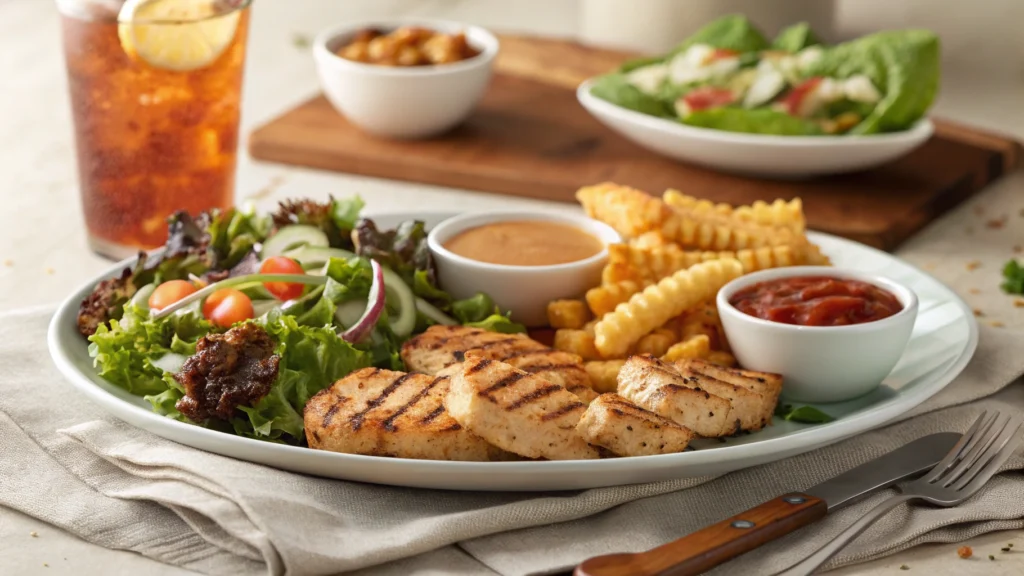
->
443, 221, 604, 266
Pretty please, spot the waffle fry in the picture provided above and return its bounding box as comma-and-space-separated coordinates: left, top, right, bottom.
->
594, 259, 743, 358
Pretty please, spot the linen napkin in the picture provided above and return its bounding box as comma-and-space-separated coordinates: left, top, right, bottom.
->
2, 305, 1023, 576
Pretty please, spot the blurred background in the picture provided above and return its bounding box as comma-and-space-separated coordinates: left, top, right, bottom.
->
2, 0, 1023, 308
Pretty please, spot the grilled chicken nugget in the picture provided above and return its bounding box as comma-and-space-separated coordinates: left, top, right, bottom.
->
577, 394, 694, 456
402, 325, 598, 403
618, 355, 738, 437
447, 355, 599, 460
676, 359, 782, 431
304, 367, 508, 461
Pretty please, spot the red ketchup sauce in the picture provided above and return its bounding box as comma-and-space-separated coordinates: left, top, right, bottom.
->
729, 276, 903, 327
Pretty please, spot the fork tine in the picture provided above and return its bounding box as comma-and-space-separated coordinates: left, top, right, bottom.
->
950, 416, 1024, 492
921, 411, 991, 483
941, 413, 1008, 487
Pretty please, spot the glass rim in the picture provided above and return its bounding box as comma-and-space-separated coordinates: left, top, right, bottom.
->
112, 0, 253, 24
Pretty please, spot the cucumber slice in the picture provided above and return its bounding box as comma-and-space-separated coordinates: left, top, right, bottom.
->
251, 299, 280, 318
284, 245, 356, 269
334, 299, 368, 328
129, 283, 156, 310
262, 225, 329, 258
380, 266, 416, 338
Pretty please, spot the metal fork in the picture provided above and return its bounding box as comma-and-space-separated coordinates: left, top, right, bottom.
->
777, 411, 1024, 576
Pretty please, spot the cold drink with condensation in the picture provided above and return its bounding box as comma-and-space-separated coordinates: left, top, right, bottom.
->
57, 0, 251, 259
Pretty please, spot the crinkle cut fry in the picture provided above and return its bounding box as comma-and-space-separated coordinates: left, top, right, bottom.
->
607, 244, 802, 284
663, 189, 806, 233
576, 183, 669, 238
594, 259, 744, 358
577, 182, 803, 250
660, 207, 803, 251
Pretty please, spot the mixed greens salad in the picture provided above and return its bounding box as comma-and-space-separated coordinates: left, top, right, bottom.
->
590, 15, 940, 136
77, 196, 522, 444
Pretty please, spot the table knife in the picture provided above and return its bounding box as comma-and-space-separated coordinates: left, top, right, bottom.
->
574, 432, 961, 576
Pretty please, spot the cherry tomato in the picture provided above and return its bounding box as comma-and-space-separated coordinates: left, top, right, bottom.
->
148, 280, 197, 311
203, 288, 254, 328
259, 256, 306, 301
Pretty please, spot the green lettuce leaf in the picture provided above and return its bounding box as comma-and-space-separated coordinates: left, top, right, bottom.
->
682, 108, 823, 135
452, 293, 526, 334
413, 269, 451, 304
331, 195, 365, 236
236, 314, 373, 441
590, 73, 673, 117
805, 29, 940, 134
673, 14, 769, 54
324, 256, 374, 302
771, 22, 823, 52
207, 206, 272, 269
619, 55, 665, 73
466, 314, 527, 334
775, 404, 835, 424
89, 298, 213, 397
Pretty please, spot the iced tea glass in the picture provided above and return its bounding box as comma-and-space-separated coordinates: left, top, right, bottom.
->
58, 0, 252, 259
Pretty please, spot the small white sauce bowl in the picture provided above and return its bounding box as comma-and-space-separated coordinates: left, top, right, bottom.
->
716, 266, 918, 404
427, 211, 621, 327
313, 20, 498, 139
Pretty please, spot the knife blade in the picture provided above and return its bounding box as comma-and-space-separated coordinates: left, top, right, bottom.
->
573, 431, 963, 576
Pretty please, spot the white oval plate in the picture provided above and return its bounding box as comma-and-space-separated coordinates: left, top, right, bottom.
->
48, 212, 976, 491
577, 78, 934, 178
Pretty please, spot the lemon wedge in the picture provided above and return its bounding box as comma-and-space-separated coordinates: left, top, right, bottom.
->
118, 0, 241, 72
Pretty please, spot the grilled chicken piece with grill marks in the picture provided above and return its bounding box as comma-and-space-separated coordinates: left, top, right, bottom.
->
577, 393, 694, 456
675, 359, 782, 431
401, 325, 598, 403
617, 355, 739, 437
304, 367, 510, 461
446, 354, 599, 460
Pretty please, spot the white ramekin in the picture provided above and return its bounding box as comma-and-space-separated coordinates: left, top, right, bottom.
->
427, 211, 621, 327
717, 266, 919, 403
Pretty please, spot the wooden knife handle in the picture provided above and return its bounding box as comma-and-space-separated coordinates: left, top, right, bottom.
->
574, 493, 826, 576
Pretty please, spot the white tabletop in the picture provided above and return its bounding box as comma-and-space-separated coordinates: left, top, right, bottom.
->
1, 0, 1022, 574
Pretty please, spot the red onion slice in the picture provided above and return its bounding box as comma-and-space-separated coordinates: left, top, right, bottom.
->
341, 260, 385, 343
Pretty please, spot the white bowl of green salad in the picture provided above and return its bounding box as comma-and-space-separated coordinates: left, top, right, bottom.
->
579, 16, 940, 177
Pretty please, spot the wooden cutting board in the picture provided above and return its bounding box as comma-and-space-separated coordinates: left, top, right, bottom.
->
249, 36, 1020, 250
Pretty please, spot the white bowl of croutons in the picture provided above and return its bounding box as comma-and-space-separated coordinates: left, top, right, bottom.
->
717, 266, 919, 403
313, 20, 498, 139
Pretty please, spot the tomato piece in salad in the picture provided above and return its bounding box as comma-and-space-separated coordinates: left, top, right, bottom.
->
778, 76, 823, 117
259, 256, 306, 301
203, 288, 255, 328
676, 86, 737, 118
148, 280, 197, 311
